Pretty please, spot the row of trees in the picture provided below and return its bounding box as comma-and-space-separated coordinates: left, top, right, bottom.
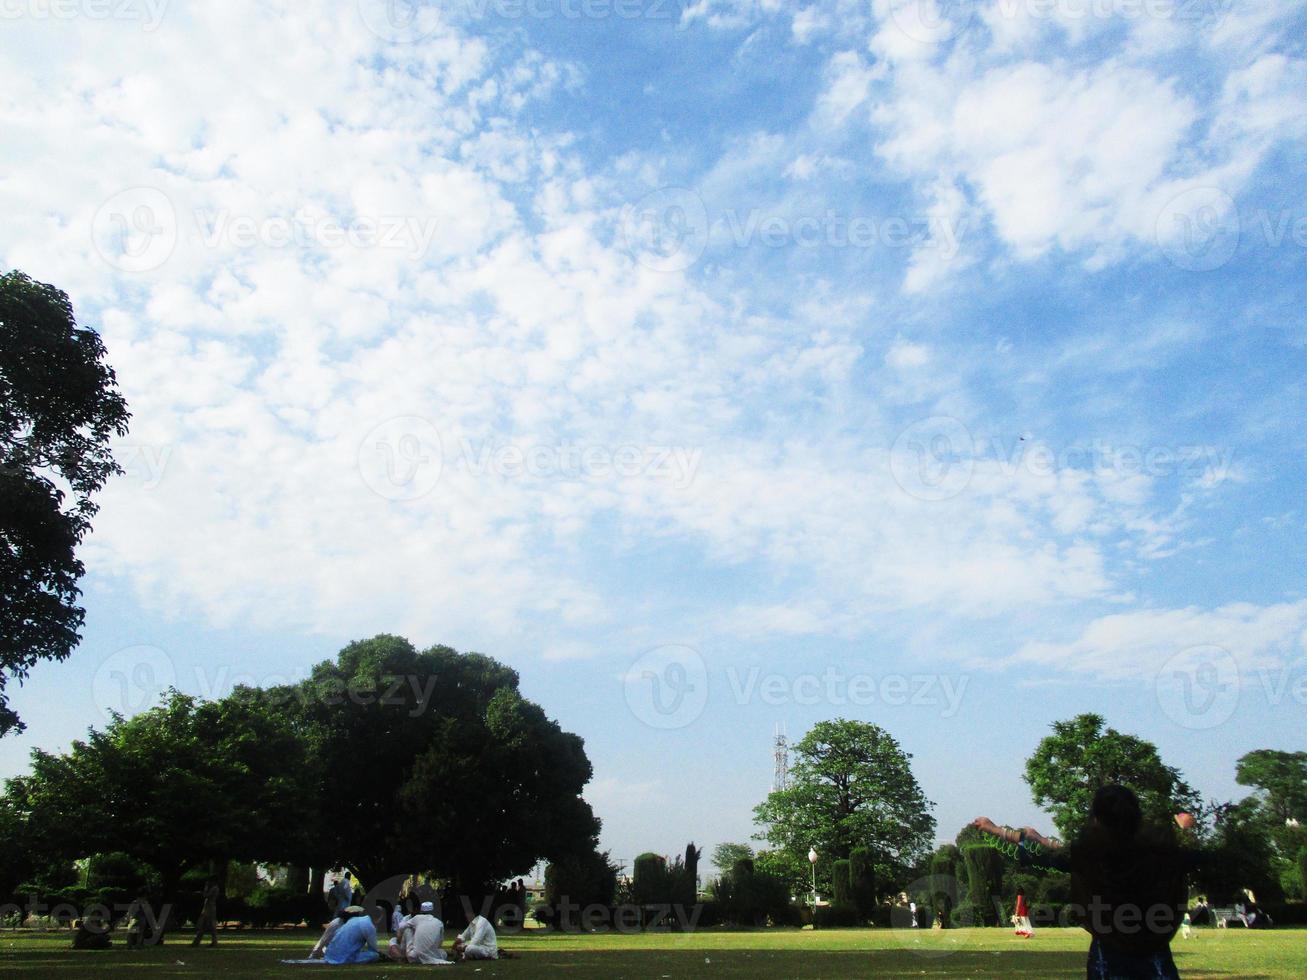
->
0, 635, 605, 937
717, 715, 1306, 928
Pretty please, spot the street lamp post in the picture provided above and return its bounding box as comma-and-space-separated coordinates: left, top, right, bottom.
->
808, 848, 818, 930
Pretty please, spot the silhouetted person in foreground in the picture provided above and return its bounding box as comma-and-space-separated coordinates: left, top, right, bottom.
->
975, 785, 1207, 980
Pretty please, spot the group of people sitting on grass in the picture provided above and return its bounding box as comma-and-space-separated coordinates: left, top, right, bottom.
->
304, 901, 498, 966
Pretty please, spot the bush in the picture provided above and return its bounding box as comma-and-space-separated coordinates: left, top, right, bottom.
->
849, 848, 877, 918
950, 901, 987, 928
961, 845, 1004, 926
693, 899, 722, 927
814, 903, 863, 927
831, 860, 851, 907
632, 853, 667, 907
710, 862, 796, 927
532, 904, 559, 931
245, 885, 314, 928
1262, 902, 1307, 926
545, 850, 618, 911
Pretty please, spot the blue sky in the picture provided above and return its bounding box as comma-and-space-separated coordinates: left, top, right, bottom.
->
2, 0, 1306, 871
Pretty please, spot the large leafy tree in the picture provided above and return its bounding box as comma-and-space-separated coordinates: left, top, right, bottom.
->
284, 635, 601, 898
0, 270, 129, 735
1231, 749, 1307, 895
4, 691, 314, 926
753, 719, 935, 892
1235, 749, 1307, 825
1024, 713, 1200, 839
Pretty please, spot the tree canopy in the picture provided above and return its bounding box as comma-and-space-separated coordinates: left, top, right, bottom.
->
0, 635, 600, 926
1235, 749, 1307, 825
278, 634, 600, 893
1024, 713, 1199, 839
753, 719, 935, 891
711, 842, 755, 874
0, 270, 129, 735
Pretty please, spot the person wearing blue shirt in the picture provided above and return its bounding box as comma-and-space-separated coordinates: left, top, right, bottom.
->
324, 907, 380, 965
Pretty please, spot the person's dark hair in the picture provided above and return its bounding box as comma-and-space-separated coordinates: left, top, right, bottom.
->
1090, 784, 1143, 842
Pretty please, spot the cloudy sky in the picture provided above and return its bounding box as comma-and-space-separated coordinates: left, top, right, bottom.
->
2, 0, 1306, 869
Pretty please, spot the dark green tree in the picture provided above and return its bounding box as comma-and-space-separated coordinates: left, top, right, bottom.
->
709, 858, 796, 926
4, 690, 313, 935
544, 849, 618, 910
849, 846, 877, 916
286, 635, 600, 901
0, 271, 130, 735
711, 842, 754, 874
1024, 714, 1199, 839
927, 844, 961, 926
754, 719, 935, 890
1196, 799, 1284, 904
831, 858, 852, 907
961, 845, 1004, 926
1235, 749, 1307, 826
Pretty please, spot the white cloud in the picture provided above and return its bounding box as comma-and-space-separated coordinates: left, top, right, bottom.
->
788, 0, 1307, 284
885, 339, 931, 369
1011, 600, 1307, 683
0, 0, 1289, 662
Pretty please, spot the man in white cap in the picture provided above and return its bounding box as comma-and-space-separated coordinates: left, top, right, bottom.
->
388, 901, 449, 964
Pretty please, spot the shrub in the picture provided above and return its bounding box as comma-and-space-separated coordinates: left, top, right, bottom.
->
814, 903, 862, 927
710, 861, 795, 926
545, 850, 618, 911
961, 845, 1004, 926
632, 853, 669, 908
950, 901, 986, 928
245, 885, 314, 928
831, 859, 852, 907
849, 848, 877, 917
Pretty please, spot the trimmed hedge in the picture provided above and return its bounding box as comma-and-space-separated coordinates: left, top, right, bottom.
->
831, 860, 852, 907
814, 903, 862, 927
849, 848, 876, 918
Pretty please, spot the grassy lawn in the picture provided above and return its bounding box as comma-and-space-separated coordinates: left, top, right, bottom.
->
1, 927, 1304, 978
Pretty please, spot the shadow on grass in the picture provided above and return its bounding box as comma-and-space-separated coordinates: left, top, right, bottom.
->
0, 936, 1288, 978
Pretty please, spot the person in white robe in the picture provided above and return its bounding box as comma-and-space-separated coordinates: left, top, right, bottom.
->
453, 914, 498, 961
388, 901, 450, 964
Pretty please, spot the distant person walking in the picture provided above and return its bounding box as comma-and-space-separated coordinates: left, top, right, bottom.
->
975, 785, 1207, 980
327, 871, 354, 917
191, 878, 219, 947
1013, 887, 1033, 937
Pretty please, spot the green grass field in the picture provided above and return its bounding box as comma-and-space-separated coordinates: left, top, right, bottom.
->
1, 927, 1303, 978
